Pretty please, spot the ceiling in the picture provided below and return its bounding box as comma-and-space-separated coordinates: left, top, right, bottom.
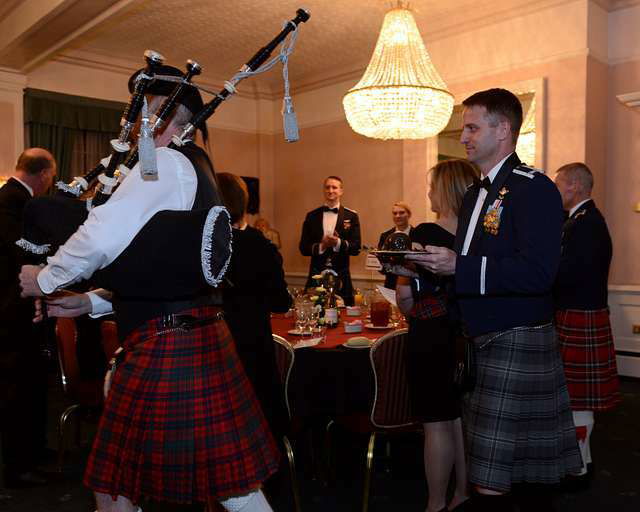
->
1, 0, 639, 96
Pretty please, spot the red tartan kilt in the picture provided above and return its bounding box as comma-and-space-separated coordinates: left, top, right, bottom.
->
555, 308, 621, 411
84, 306, 280, 504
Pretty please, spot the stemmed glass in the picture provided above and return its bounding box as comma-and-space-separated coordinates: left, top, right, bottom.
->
295, 297, 314, 336
301, 301, 315, 336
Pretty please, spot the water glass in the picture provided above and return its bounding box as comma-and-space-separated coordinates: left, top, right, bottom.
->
295, 298, 314, 335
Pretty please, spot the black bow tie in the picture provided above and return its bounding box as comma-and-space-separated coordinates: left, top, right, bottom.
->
474, 177, 491, 191
322, 206, 339, 214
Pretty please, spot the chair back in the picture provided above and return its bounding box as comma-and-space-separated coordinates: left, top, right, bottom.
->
55, 318, 79, 395
273, 334, 295, 419
100, 320, 120, 360
369, 328, 416, 429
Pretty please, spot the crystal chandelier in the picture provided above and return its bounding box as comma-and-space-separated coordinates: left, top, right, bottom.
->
516, 97, 536, 165
343, 5, 454, 140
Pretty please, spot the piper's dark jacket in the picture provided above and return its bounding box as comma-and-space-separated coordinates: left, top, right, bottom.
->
299, 205, 361, 305
453, 153, 564, 337
554, 199, 611, 310
377, 227, 414, 290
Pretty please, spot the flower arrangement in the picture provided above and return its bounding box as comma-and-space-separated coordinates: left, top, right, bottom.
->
310, 274, 328, 323
310, 269, 340, 325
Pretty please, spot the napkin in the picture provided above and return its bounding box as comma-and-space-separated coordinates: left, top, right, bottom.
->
345, 337, 372, 347
293, 337, 323, 349
376, 285, 397, 307
344, 319, 363, 333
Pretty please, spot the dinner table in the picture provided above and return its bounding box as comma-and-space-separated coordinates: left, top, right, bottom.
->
270, 309, 405, 419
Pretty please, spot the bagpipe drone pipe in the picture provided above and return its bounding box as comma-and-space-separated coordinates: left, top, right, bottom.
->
17, 8, 311, 297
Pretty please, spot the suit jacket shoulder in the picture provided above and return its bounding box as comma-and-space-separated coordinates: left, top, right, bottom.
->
341, 207, 359, 221
378, 227, 395, 249
305, 206, 324, 219
506, 164, 559, 204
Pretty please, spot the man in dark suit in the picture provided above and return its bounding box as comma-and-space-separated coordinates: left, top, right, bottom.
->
554, 162, 620, 480
377, 201, 413, 289
299, 176, 361, 305
406, 89, 581, 511
0, 148, 56, 487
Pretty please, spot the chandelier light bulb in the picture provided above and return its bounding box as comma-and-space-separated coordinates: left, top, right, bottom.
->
343, 7, 454, 140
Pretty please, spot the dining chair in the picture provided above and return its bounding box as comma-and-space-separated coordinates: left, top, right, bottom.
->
273, 333, 303, 512
327, 328, 420, 512
55, 317, 119, 471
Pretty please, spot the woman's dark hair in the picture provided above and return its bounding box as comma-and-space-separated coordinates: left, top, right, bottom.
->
217, 172, 248, 224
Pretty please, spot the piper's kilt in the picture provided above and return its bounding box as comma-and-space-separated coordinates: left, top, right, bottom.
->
84, 306, 280, 504
465, 323, 582, 492
555, 308, 621, 411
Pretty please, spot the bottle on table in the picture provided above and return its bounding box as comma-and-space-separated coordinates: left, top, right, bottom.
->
324, 287, 339, 328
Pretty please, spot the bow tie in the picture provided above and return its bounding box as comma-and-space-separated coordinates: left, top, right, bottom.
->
474, 177, 491, 191
322, 206, 339, 214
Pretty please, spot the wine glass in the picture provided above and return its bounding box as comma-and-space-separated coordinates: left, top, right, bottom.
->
294, 296, 307, 332
303, 301, 316, 336
295, 298, 313, 335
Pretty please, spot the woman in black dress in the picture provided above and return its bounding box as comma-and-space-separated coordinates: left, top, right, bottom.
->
395, 159, 478, 512
217, 173, 291, 439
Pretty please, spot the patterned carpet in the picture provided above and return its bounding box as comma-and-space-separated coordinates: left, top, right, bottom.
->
1, 376, 639, 511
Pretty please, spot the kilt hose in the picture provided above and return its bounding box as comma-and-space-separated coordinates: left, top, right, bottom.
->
555, 308, 621, 411
84, 306, 280, 504
465, 323, 582, 492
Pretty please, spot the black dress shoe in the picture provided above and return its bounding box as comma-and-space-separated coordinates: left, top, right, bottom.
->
4, 471, 48, 489
560, 472, 591, 492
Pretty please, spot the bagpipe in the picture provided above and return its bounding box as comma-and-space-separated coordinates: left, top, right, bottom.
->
17, 9, 311, 296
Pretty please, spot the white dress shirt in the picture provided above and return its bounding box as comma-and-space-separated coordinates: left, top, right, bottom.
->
319, 203, 342, 254
37, 147, 198, 295
461, 153, 512, 256
569, 198, 592, 218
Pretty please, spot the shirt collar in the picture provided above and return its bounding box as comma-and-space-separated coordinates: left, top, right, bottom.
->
395, 225, 411, 235
484, 152, 513, 184
12, 176, 34, 197
324, 203, 340, 211
569, 198, 592, 218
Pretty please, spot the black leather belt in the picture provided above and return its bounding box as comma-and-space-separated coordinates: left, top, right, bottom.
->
160, 310, 224, 330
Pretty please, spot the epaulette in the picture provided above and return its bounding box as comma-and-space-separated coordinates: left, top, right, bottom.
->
344, 206, 358, 213
512, 164, 544, 179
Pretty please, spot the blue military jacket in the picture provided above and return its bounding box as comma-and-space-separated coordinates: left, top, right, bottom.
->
454, 153, 564, 337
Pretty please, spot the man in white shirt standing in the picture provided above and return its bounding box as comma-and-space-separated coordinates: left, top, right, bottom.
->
299, 176, 361, 305
19, 68, 279, 512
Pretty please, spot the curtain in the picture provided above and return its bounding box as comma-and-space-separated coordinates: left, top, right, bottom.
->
24, 89, 126, 184
69, 130, 117, 180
